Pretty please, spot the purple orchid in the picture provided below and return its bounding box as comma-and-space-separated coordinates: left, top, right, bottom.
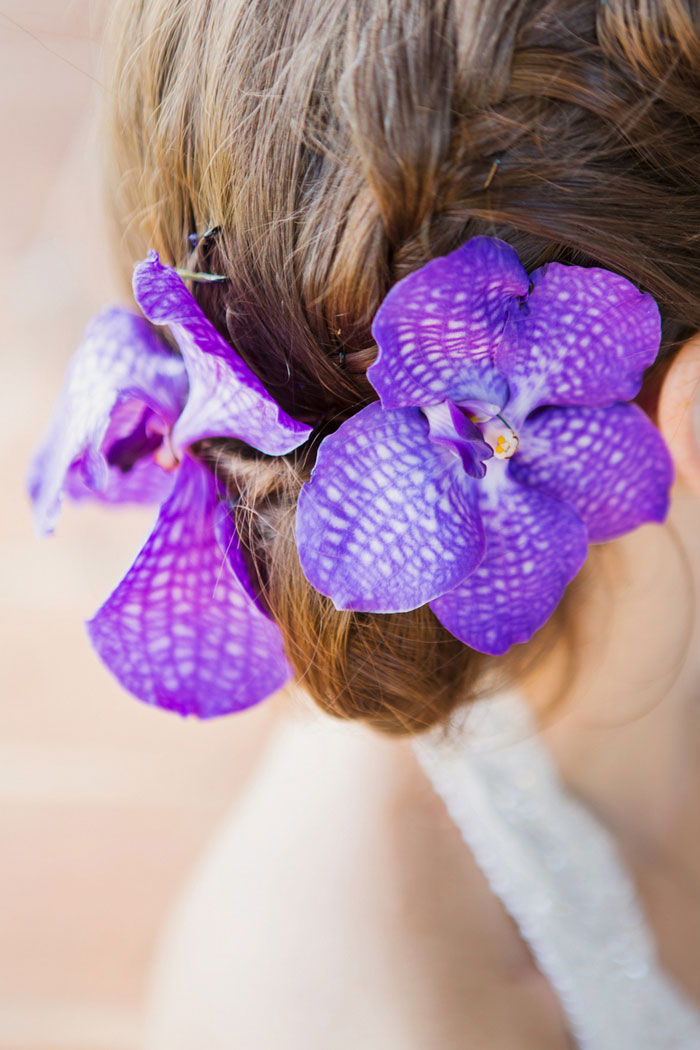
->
296, 236, 674, 655
29, 252, 311, 716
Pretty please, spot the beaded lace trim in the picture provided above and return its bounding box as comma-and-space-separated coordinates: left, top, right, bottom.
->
411, 690, 700, 1050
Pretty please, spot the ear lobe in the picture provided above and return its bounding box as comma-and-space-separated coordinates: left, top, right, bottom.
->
656, 332, 700, 495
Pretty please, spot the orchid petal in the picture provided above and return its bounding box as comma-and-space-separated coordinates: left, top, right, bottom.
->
368, 238, 525, 410
28, 306, 187, 535
296, 402, 485, 612
213, 500, 269, 611
133, 253, 312, 455
510, 403, 674, 542
87, 456, 290, 717
423, 401, 493, 479
498, 262, 661, 421
430, 466, 588, 654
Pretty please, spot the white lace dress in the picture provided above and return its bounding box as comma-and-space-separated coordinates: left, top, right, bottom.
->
411, 690, 700, 1050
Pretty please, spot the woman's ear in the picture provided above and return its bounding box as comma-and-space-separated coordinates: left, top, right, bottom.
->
656, 332, 700, 495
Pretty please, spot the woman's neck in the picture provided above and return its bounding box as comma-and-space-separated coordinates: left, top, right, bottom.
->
519, 484, 700, 853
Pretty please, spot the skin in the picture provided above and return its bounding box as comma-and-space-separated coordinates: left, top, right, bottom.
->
144, 338, 700, 1050
521, 333, 700, 1008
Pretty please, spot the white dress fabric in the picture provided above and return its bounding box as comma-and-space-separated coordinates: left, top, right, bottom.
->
411, 689, 700, 1050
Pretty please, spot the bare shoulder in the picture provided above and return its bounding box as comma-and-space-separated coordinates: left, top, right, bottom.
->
145, 692, 572, 1050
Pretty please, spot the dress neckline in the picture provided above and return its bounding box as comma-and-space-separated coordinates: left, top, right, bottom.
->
411, 689, 700, 1050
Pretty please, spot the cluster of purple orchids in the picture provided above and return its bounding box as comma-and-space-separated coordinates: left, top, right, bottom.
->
29, 237, 673, 717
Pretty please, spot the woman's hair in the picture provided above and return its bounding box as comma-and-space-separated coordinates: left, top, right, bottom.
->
104, 0, 700, 734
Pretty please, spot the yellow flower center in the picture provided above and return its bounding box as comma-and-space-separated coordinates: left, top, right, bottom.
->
481, 416, 520, 460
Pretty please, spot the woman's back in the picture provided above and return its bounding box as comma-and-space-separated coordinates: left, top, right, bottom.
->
143, 693, 574, 1049
145, 681, 700, 1049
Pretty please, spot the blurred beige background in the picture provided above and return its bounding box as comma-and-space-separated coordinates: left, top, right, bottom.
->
0, 3, 279, 1047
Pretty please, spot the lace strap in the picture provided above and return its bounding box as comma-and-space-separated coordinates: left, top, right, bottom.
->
411, 691, 700, 1050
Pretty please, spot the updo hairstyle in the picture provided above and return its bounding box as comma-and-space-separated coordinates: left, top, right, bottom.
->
104, 0, 700, 733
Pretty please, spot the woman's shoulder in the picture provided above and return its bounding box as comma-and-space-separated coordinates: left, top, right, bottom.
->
144, 691, 571, 1050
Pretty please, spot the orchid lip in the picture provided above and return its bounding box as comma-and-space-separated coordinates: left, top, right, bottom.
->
423, 399, 521, 471
422, 400, 493, 479
105, 407, 165, 473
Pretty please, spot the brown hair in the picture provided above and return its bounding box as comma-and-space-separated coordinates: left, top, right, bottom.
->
104, 0, 700, 735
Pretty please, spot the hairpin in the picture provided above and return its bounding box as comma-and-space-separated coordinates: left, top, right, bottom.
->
187, 225, 222, 250
174, 269, 229, 283
482, 153, 504, 190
